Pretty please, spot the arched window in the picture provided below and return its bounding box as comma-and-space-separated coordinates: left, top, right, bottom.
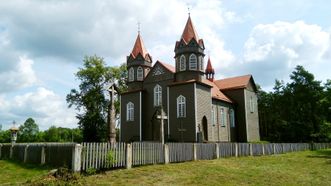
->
249, 96, 255, 113
179, 55, 186, 71
189, 54, 197, 70
126, 102, 134, 121
220, 107, 226, 127
177, 95, 186, 118
154, 84, 162, 107
230, 109, 235, 127
199, 56, 204, 71
137, 66, 143, 81
128, 67, 134, 82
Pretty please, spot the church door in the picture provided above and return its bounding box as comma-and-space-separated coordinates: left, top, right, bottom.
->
202, 116, 208, 141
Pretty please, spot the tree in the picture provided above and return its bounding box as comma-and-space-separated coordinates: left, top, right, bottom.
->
18, 118, 39, 142
66, 55, 127, 142
258, 65, 329, 142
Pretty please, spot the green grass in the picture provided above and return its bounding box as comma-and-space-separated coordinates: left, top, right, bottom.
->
83, 149, 331, 186
1, 150, 331, 185
0, 160, 50, 185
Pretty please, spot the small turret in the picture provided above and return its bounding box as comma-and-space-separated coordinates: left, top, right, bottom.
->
205, 57, 215, 82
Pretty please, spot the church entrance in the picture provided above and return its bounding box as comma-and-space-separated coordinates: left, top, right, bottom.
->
202, 116, 208, 141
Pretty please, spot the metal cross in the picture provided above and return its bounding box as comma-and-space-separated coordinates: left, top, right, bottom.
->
187, 3, 191, 16
137, 21, 141, 34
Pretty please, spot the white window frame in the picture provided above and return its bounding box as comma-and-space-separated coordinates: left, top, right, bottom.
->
137, 66, 143, 81
154, 84, 162, 107
189, 54, 197, 70
250, 96, 255, 113
179, 55, 186, 71
220, 107, 226, 127
126, 102, 134, 121
177, 95, 186, 118
212, 106, 217, 126
128, 67, 134, 82
199, 56, 204, 71
230, 109, 235, 127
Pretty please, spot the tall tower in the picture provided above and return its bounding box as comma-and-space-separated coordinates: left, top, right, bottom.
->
127, 33, 152, 91
205, 57, 215, 82
174, 16, 205, 82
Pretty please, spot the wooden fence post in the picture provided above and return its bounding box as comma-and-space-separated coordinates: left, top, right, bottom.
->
72, 144, 82, 172
215, 143, 219, 159
193, 143, 197, 161
9, 144, 14, 159
0, 144, 2, 159
41, 145, 46, 165
262, 144, 265, 155
126, 143, 132, 169
23, 145, 29, 163
273, 143, 276, 154
235, 143, 238, 157
249, 143, 253, 156
164, 144, 169, 164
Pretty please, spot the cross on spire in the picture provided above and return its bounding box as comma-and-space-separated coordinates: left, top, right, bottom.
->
137, 21, 141, 34
187, 3, 191, 16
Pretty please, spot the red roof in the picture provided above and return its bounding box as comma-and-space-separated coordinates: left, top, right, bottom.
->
214, 75, 252, 90
181, 16, 199, 43
205, 57, 215, 74
169, 78, 233, 103
201, 79, 233, 103
158, 61, 175, 73
131, 33, 151, 62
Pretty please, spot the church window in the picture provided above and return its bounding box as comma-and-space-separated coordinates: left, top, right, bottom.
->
177, 95, 186, 118
200, 56, 204, 71
137, 66, 143, 80
249, 96, 255, 113
220, 107, 227, 127
212, 106, 217, 126
128, 67, 134, 82
154, 84, 162, 107
179, 55, 186, 71
126, 102, 134, 121
230, 109, 235, 127
189, 54, 197, 70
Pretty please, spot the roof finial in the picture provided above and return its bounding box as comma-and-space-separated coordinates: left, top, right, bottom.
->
137, 21, 141, 34
187, 3, 191, 16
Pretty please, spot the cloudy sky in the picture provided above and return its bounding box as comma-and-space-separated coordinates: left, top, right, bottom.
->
0, 0, 330, 130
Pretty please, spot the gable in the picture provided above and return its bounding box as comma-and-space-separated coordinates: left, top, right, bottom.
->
144, 61, 174, 83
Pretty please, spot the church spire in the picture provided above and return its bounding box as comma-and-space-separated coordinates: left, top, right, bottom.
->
181, 16, 200, 44
130, 33, 151, 62
205, 56, 215, 82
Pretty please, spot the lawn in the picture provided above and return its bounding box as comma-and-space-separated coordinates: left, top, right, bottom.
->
0, 160, 50, 185
0, 149, 330, 185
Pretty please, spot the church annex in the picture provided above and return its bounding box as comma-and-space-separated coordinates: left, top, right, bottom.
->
120, 16, 260, 142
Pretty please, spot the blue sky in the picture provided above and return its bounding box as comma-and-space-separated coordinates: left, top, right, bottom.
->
0, 0, 330, 130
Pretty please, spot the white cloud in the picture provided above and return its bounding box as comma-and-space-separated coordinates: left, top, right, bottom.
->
0, 87, 77, 130
240, 21, 331, 88
0, 56, 38, 93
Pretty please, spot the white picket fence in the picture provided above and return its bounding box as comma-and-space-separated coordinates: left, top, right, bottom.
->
80, 142, 331, 172
81, 142, 126, 171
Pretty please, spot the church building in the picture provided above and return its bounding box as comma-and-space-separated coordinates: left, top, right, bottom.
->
120, 16, 260, 142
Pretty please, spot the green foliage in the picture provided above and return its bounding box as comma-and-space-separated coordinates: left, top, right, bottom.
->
66, 55, 127, 142
18, 118, 40, 142
258, 65, 331, 142
106, 150, 116, 166
86, 167, 97, 175
43, 126, 83, 142
0, 130, 11, 143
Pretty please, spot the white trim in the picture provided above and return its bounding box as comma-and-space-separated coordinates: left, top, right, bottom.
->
244, 90, 249, 141
139, 91, 142, 141
167, 87, 170, 137
119, 95, 121, 142
137, 66, 143, 81
194, 83, 197, 142
189, 54, 197, 70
